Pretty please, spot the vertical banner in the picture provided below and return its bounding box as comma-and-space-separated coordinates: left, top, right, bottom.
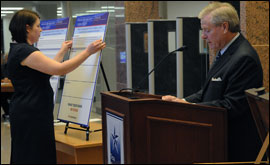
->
57, 13, 109, 126
37, 17, 70, 103
106, 112, 124, 164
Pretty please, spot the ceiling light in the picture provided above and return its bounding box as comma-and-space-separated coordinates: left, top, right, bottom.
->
115, 15, 124, 18
101, 6, 115, 9
75, 13, 89, 16
1, 7, 24, 10
86, 10, 102, 13
115, 7, 124, 10
1, 11, 15, 14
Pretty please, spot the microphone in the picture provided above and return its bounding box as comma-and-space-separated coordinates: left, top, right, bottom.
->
175, 45, 188, 51
134, 45, 188, 91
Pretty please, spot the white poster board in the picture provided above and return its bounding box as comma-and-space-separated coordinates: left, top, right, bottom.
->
57, 13, 109, 127
37, 17, 70, 103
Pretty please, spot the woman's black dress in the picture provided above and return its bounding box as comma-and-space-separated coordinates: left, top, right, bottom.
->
7, 43, 56, 164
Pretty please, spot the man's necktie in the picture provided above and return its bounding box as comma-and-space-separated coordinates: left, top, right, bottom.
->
212, 51, 222, 66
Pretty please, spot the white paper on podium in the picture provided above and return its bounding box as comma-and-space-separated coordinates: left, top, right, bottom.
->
37, 17, 70, 103
57, 13, 109, 126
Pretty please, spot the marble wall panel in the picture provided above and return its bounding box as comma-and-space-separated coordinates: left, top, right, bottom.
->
124, 1, 159, 22
254, 46, 269, 92
245, 1, 269, 45
241, 1, 269, 92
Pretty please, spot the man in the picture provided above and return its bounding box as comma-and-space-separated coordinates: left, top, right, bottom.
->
162, 2, 263, 162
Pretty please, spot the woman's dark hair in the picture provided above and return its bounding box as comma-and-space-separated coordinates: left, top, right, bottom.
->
9, 10, 40, 43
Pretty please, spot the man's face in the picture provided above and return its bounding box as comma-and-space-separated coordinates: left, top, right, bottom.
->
200, 14, 226, 51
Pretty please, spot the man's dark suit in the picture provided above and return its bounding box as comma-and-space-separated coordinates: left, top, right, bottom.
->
185, 34, 263, 161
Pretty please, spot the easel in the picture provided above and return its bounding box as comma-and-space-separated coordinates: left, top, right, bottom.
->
63, 62, 110, 140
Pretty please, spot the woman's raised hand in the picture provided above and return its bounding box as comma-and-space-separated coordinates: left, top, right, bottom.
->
86, 39, 106, 55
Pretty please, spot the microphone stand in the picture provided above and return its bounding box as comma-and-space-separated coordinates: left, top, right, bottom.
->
134, 46, 187, 91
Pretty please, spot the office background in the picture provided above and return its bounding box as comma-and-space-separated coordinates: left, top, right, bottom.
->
2, 1, 268, 93
1, 1, 269, 120
1, 1, 269, 116
1, 1, 269, 164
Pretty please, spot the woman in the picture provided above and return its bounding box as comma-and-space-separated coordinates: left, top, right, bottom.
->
7, 10, 106, 164
1, 53, 13, 122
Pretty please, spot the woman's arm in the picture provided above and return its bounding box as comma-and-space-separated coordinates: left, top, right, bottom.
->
21, 39, 105, 75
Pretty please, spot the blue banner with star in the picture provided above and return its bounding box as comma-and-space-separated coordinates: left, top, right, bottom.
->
106, 112, 124, 164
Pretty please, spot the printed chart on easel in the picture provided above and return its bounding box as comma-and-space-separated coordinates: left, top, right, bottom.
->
57, 12, 109, 127
37, 17, 70, 103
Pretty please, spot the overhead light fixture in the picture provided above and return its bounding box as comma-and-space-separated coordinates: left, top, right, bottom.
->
115, 15, 124, 18
115, 7, 125, 10
86, 10, 114, 13
1, 11, 15, 14
86, 10, 102, 13
75, 13, 89, 16
101, 6, 115, 9
1, 7, 24, 10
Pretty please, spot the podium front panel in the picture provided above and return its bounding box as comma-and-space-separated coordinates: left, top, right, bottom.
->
101, 91, 227, 164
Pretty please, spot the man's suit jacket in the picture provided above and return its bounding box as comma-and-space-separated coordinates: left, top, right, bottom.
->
185, 34, 263, 161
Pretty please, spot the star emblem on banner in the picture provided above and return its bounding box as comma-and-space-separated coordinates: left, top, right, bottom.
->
111, 127, 119, 154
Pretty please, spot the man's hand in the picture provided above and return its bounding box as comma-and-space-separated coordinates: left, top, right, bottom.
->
162, 95, 190, 103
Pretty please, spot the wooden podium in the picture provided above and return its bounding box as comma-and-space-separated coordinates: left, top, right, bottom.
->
101, 91, 227, 164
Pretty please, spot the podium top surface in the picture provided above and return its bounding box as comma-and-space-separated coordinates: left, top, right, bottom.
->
101, 91, 161, 100
245, 88, 269, 101
101, 91, 226, 111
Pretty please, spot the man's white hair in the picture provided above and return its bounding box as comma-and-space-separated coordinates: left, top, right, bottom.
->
198, 2, 240, 32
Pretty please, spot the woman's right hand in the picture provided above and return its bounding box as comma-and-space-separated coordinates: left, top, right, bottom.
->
61, 40, 73, 53
86, 39, 106, 55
